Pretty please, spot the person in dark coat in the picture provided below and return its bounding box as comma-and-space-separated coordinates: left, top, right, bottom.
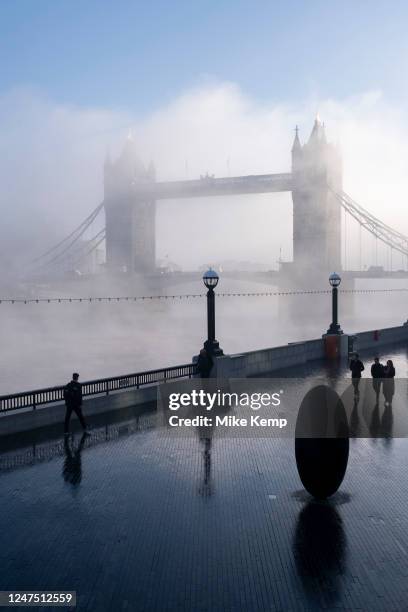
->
64, 372, 89, 435
196, 349, 214, 378
383, 359, 395, 406
371, 356, 384, 398
349, 353, 364, 395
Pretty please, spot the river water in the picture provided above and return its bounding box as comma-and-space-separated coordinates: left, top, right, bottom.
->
1, 277, 407, 393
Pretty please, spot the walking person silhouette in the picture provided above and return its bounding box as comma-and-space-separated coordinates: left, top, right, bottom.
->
63, 373, 90, 435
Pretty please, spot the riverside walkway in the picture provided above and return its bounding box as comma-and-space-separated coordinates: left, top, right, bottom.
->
1, 342, 408, 611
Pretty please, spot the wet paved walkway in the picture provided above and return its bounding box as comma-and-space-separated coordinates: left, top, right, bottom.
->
2, 344, 408, 611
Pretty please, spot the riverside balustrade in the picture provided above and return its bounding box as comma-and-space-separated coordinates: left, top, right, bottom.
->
0, 363, 197, 413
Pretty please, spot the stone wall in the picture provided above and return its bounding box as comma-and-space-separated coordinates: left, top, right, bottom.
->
2, 322, 408, 438
214, 338, 325, 378
351, 323, 408, 352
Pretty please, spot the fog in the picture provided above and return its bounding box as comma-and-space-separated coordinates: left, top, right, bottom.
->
2, 84, 408, 271
1, 276, 408, 394
1, 84, 408, 393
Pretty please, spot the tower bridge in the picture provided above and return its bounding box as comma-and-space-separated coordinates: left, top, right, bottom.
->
34, 119, 408, 283
132, 172, 293, 199
103, 118, 342, 279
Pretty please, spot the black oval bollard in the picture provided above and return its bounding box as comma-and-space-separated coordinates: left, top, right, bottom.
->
295, 385, 349, 499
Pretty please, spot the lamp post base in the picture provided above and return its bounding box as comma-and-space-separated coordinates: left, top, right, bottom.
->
326, 324, 343, 335
204, 339, 224, 356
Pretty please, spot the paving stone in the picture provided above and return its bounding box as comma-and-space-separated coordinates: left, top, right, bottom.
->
1, 344, 408, 611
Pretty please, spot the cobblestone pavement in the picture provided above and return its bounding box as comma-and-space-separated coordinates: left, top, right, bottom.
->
2, 345, 408, 611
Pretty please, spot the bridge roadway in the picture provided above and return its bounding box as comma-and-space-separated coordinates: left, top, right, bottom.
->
132, 172, 293, 199
37, 268, 408, 295
146, 268, 408, 290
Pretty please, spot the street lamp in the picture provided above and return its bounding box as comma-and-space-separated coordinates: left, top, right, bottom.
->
203, 268, 223, 356
327, 272, 343, 334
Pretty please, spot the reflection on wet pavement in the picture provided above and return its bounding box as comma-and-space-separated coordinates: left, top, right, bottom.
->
1, 344, 408, 610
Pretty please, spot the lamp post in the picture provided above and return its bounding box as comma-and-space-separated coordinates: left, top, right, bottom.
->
327, 272, 343, 334
203, 268, 223, 356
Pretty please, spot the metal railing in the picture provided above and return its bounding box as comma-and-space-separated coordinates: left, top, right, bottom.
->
0, 363, 197, 413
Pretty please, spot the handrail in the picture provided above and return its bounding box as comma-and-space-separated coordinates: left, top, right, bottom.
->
0, 363, 197, 413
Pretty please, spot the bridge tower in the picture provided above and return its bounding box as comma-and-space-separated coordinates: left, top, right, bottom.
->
291, 119, 342, 281
104, 135, 156, 273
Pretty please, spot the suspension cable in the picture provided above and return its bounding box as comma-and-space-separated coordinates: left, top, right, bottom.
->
331, 188, 408, 257
32, 202, 104, 264
37, 214, 104, 269
69, 230, 106, 267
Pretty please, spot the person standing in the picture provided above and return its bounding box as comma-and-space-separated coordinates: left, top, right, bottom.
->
371, 356, 384, 399
383, 359, 396, 407
64, 372, 89, 435
350, 353, 364, 395
196, 349, 214, 378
